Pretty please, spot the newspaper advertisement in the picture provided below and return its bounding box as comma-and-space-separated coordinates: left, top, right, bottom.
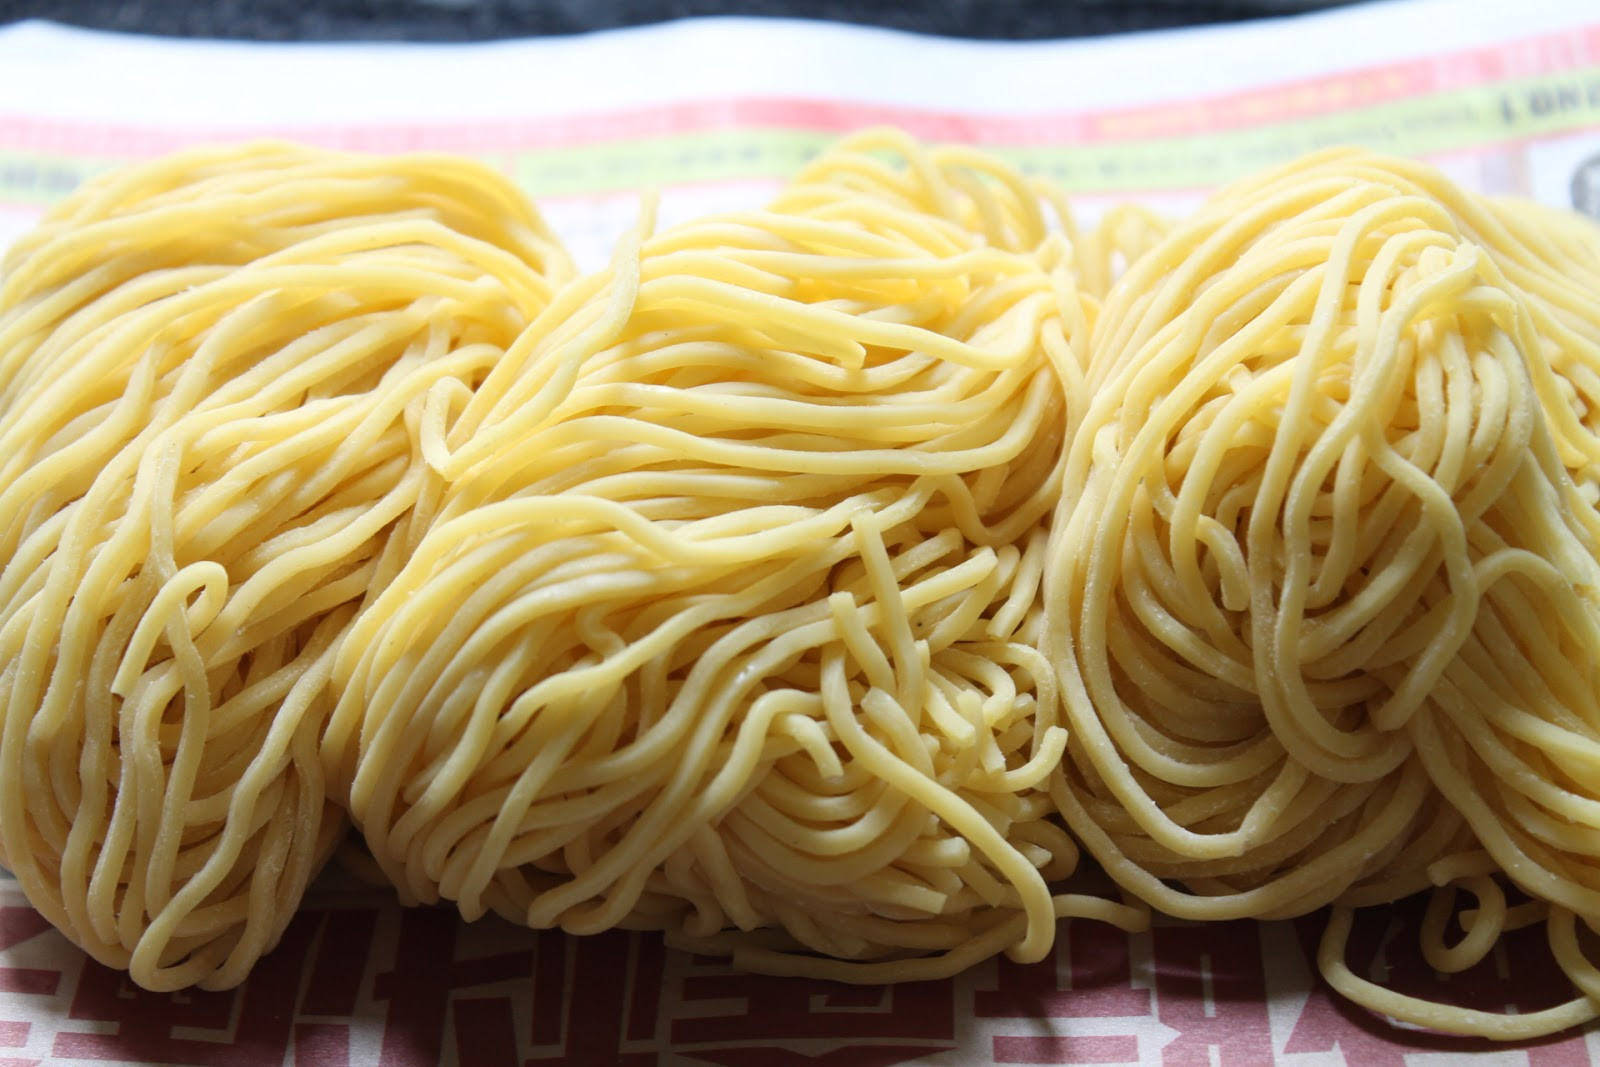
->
2, 0, 1600, 1061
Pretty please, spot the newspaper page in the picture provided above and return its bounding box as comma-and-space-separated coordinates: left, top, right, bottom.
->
1, 0, 1599, 1062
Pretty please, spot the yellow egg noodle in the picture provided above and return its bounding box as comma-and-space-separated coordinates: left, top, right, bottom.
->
324, 129, 1147, 981
1044, 147, 1600, 1039
0, 143, 572, 989
3, 129, 1600, 1041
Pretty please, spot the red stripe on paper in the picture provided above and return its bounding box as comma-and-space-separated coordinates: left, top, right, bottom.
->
1, 22, 1598, 160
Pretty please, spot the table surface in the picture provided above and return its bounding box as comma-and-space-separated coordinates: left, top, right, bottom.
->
0, 0, 1356, 41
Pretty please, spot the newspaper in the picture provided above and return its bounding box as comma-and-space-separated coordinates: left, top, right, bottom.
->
2, 0, 1600, 1062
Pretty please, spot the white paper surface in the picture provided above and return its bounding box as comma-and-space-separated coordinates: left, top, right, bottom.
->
4, 0, 1600, 266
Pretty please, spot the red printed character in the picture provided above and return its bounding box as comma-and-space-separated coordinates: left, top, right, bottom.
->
0, 906, 64, 1067
670, 957, 957, 1066
523, 927, 665, 1065
370, 910, 668, 1066
372, 907, 538, 1067
975, 917, 1153, 1065
291, 905, 385, 1067
1147, 920, 1274, 1066
1284, 899, 1592, 1066
49, 910, 322, 1066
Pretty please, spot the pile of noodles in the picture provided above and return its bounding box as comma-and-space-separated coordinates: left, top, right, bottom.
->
323, 130, 1146, 981
4, 130, 1600, 1042
1046, 147, 1600, 1037
0, 142, 571, 989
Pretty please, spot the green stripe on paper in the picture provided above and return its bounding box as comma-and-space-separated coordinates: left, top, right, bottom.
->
2, 65, 1599, 207
511, 128, 830, 196
0, 152, 120, 206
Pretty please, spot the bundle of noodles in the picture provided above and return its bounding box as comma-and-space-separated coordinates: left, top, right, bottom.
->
1213, 149, 1600, 500
772, 128, 1170, 301
0, 143, 571, 990
325, 132, 1147, 980
1043, 150, 1600, 1036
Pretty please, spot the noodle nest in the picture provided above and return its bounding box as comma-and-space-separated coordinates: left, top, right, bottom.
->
2, 132, 1600, 1042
